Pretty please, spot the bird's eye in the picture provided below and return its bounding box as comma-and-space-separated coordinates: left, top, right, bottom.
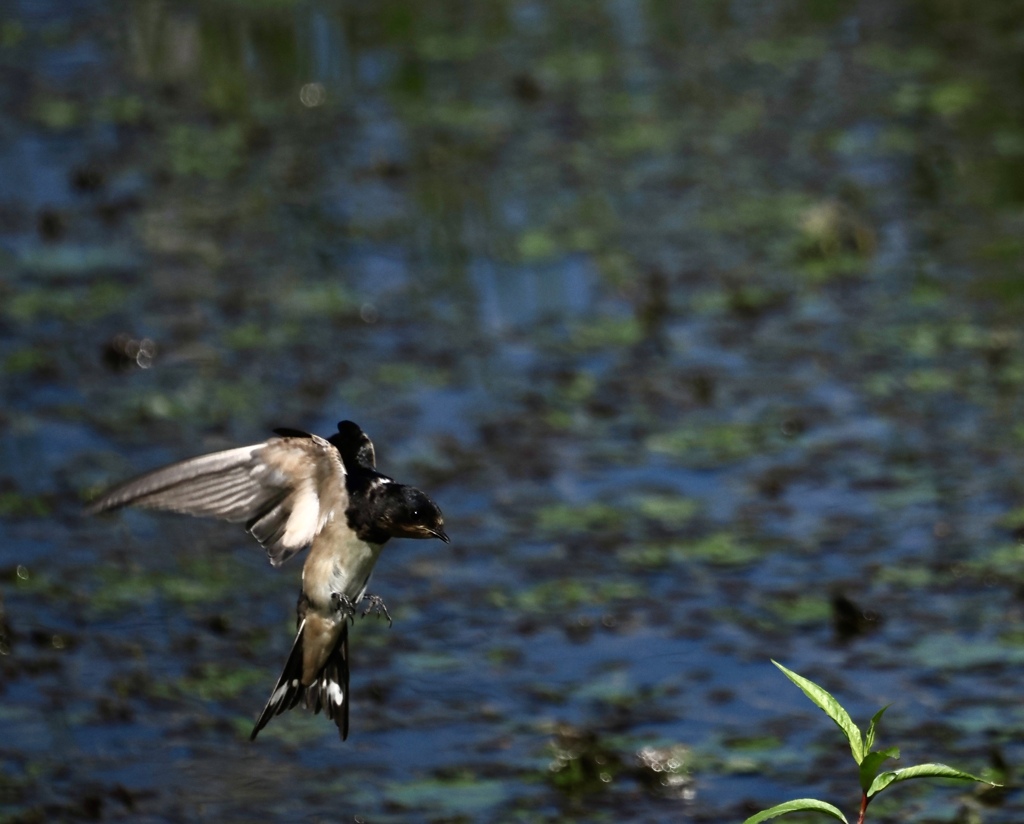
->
411, 509, 420, 518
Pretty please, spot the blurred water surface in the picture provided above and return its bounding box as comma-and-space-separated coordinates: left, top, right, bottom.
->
3, 0, 1024, 821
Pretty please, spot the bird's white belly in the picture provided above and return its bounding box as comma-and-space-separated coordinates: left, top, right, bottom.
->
303, 530, 384, 609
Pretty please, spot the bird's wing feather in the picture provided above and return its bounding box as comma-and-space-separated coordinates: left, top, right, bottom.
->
88, 435, 347, 566
329, 420, 376, 469
86, 446, 265, 518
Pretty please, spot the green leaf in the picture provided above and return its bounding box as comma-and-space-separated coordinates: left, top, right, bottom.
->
742, 798, 849, 824
772, 660, 864, 763
864, 705, 890, 752
858, 747, 900, 793
867, 763, 998, 798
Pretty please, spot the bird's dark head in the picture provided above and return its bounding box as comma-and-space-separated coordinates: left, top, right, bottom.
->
382, 485, 448, 543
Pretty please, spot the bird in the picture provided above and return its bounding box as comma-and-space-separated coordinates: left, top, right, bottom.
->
87, 419, 448, 740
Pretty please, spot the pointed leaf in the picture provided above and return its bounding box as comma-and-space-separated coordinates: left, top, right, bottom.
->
742, 798, 849, 824
864, 705, 890, 752
772, 660, 864, 763
867, 763, 998, 798
858, 747, 900, 792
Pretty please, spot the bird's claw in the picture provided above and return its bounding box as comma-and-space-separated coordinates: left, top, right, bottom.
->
330, 592, 358, 623
360, 594, 392, 627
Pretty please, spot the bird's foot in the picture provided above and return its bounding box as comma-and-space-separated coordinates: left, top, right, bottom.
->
360, 594, 392, 627
330, 592, 358, 623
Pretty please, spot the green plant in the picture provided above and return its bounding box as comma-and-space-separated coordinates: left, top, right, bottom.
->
743, 661, 997, 824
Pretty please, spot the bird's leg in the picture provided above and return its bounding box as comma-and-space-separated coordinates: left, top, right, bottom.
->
360, 594, 392, 627
330, 592, 358, 624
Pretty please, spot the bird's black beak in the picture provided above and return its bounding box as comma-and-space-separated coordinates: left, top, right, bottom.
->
430, 528, 450, 543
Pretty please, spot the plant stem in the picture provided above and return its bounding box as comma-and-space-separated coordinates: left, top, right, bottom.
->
856, 792, 869, 824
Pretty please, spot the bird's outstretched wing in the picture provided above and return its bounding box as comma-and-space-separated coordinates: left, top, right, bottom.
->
87, 433, 347, 567
329, 420, 376, 470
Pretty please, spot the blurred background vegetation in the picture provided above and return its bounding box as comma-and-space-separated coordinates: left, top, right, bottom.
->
3, 0, 1024, 821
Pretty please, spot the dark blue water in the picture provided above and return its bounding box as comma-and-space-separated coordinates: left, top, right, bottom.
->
3, 1, 1024, 821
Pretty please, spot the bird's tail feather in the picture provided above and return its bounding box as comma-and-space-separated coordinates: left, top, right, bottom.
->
305, 624, 349, 740
251, 619, 307, 740
250, 620, 350, 740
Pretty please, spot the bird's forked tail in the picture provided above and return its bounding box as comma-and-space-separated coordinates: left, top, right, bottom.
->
251, 619, 350, 740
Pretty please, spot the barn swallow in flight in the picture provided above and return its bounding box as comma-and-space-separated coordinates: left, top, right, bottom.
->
88, 420, 448, 740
